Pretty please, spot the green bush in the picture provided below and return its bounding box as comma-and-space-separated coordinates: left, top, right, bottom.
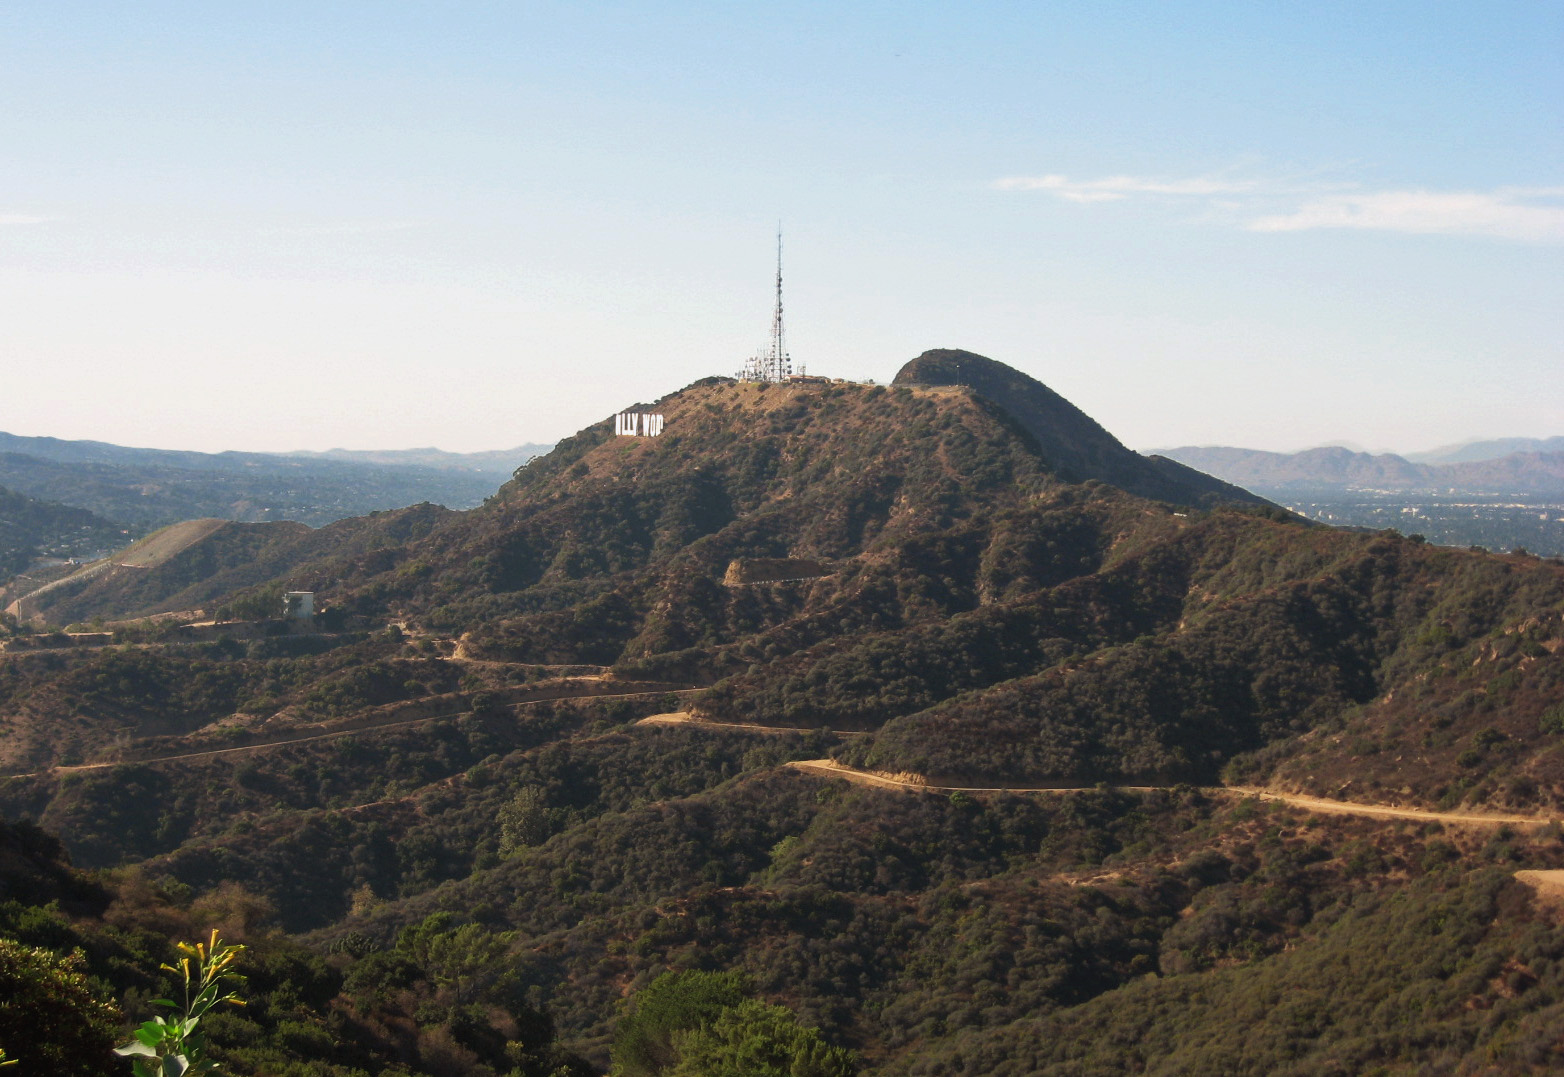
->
611, 970, 749, 1076
1540, 703, 1564, 735
611, 970, 856, 1077
668, 998, 857, 1077
0, 938, 120, 1077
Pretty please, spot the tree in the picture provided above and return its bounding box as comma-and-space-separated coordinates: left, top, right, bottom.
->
668, 999, 857, 1077
395, 913, 515, 1005
0, 937, 120, 1077
610, 970, 748, 1076
610, 971, 857, 1077
424, 922, 514, 1005
499, 786, 552, 853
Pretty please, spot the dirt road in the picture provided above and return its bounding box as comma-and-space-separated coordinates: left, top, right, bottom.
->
785, 758, 1157, 793
637, 712, 869, 736
783, 759, 1560, 829
1224, 785, 1554, 827
13, 683, 699, 777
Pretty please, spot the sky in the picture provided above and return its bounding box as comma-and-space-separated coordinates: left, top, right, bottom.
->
1, 2, 1560, 455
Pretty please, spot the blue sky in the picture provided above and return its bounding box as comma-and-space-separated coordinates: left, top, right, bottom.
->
2, 2, 1559, 453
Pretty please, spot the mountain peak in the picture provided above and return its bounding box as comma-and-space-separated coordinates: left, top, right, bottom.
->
894, 349, 1265, 508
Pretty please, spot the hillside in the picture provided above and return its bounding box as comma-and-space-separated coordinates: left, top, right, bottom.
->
0, 484, 129, 579
9, 353, 1564, 806
13, 357, 1255, 632
7, 503, 454, 628
3, 351, 1564, 1075
897, 350, 1266, 508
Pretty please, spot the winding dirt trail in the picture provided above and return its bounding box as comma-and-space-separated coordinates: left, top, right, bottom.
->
782, 759, 1560, 829
634, 716, 1559, 828
13, 673, 1556, 832
785, 758, 1159, 794
637, 712, 869, 736
9, 683, 700, 778
1223, 785, 1554, 827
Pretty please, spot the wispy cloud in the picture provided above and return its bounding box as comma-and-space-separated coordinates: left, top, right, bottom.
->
997, 171, 1564, 243
1248, 188, 1564, 242
256, 220, 420, 237
0, 214, 54, 225
994, 173, 1259, 202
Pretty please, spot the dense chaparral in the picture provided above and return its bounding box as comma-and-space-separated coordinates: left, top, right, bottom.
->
2, 351, 1564, 1075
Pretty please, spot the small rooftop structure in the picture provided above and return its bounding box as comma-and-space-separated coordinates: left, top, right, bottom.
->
282, 591, 315, 621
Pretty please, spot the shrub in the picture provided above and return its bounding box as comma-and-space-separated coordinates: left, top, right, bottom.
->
0, 938, 120, 1076
1539, 703, 1564, 736
611, 970, 749, 1076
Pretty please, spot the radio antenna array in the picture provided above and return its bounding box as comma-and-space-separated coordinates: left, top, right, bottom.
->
740, 227, 794, 382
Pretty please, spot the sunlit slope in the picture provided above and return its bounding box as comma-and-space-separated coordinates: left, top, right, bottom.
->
14, 505, 453, 626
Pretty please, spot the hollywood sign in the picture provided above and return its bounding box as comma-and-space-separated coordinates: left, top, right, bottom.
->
615, 412, 665, 437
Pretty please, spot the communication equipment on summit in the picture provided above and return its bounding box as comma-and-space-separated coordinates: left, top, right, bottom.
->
616, 412, 664, 437
739, 228, 805, 383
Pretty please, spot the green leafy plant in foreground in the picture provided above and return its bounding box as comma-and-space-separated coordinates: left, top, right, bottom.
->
114, 930, 245, 1077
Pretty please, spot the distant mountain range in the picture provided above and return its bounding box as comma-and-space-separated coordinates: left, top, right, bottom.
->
0, 431, 551, 535
282, 444, 552, 475
1156, 444, 1564, 496
0, 431, 547, 478
1406, 435, 1564, 465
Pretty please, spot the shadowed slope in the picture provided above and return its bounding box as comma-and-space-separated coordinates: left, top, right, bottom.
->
894, 349, 1268, 508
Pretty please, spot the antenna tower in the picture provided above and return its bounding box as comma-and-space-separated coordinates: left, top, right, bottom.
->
740, 228, 793, 382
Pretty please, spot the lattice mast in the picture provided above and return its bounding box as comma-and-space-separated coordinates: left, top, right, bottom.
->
766, 229, 791, 381
741, 227, 794, 382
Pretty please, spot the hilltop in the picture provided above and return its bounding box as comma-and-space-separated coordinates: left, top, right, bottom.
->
7, 354, 1263, 630
895, 349, 1263, 507
7, 351, 1563, 806
2, 350, 1564, 1074
5, 349, 1563, 803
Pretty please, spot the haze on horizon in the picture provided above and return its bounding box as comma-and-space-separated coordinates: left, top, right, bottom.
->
2, 2, 1559, 457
